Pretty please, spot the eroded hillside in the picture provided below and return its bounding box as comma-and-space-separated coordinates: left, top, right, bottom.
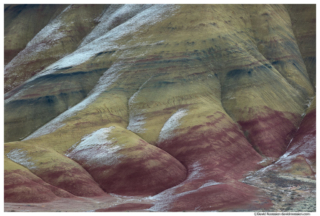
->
4, 4, 316, 212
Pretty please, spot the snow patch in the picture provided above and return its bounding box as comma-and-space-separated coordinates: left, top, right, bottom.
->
127, 115, 147, 134
24, 62, 123, 140
306, 96, 314, 108
69, 127, 115, 152
186, 161, 204, 180
7, 149, 36, 170
67, 127, 122, 166
158, 108, 188, 143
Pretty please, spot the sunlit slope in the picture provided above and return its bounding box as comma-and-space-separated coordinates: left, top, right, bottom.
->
4, 4, 315, 211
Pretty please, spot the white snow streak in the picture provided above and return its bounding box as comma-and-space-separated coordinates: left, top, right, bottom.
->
80, 4, 153, 47
258, 157, 276, 165
25, 19, 65, 48
127, 76, 153, 134
7, 149, 36, 170
199, 180, 222, 189
158, 108, 188, 143
24, 63, 123, 140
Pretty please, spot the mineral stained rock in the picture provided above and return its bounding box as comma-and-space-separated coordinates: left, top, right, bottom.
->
4, 4, 316, 212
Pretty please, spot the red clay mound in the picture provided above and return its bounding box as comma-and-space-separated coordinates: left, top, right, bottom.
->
67, 127, 187, 196
150, 111, 270, 211
238, 107, 300, 158
4, 170, 74, 203
158, 111, 263, 182
36, 164, 107, 197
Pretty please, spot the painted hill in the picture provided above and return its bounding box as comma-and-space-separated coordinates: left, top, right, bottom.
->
4, 4, 316, 212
